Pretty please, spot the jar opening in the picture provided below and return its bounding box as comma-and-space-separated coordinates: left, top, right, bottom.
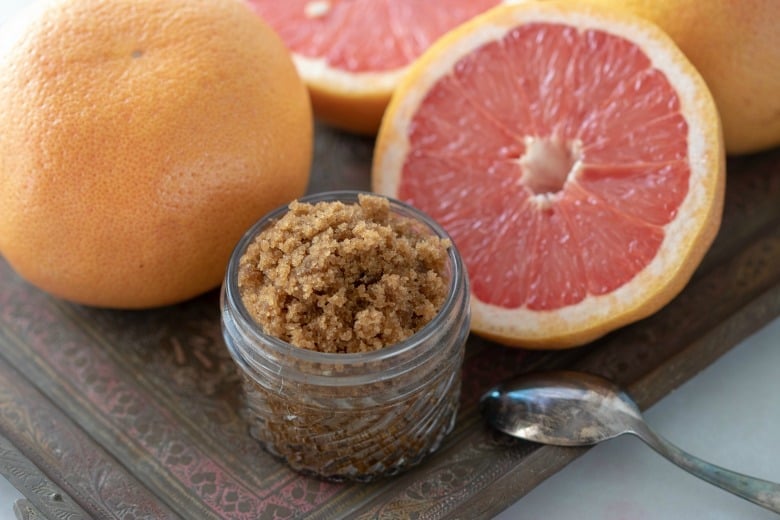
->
222, 190, 468, 386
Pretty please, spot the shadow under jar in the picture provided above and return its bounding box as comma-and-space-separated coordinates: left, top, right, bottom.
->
220, 191, 470, 482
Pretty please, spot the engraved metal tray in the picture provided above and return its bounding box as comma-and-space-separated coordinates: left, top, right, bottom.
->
1, 125, 779, 519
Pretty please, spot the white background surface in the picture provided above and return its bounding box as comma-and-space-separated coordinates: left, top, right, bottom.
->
1, 1, 778, 519
0, 477, 21, 519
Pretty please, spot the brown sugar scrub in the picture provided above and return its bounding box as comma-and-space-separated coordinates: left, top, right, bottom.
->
236, 193, 450, 353
221, 191, 470, 481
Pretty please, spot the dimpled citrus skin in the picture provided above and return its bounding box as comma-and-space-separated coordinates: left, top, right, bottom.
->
0, 0, 313, 308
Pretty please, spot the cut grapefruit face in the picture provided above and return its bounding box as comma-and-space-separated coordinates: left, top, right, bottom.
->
372, 2, 725, 349
245, 0, 502, 134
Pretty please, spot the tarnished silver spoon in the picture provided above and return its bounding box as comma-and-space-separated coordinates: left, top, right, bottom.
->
480, 370, 780, 513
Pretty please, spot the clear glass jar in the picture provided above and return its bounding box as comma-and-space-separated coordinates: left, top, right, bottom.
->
220, 190, 470, 482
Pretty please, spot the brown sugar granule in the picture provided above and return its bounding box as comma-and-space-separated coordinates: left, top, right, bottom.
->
237, 194, 451, 353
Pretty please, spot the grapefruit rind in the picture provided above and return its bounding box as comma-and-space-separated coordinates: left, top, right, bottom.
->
372, 2, 725, 348
293, 54, 403, 134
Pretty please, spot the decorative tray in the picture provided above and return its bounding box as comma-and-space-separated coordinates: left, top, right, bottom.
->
1, 125, 779, 519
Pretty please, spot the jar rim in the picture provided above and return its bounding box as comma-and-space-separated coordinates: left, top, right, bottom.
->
224, 190, 467, 369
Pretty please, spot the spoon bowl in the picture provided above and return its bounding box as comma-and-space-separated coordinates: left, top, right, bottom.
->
481, 370, 780, 513
481, 370, 643, 446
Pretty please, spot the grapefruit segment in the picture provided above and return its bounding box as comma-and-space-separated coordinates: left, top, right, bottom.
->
559, 183, 664, 298
408, 76, 520, 158
522, 202, 589, 311
577, 162, 689, 226
372, 2, 725, 348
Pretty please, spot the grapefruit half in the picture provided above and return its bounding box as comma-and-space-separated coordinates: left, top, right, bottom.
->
372, 2, 725, 349
245, 0, 502, 134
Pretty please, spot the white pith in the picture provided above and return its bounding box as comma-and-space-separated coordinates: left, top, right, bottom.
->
293, 54, 405, 97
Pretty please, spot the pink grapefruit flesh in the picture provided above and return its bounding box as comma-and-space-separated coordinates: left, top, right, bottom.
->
372, 3, 725, 348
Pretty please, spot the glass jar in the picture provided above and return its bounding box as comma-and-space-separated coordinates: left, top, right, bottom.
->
220, 190, 470, 482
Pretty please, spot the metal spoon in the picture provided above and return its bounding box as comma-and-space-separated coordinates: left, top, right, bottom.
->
480, 370, 780, 513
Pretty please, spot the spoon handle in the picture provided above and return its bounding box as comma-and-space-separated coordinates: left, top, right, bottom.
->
632, 424, 780, 513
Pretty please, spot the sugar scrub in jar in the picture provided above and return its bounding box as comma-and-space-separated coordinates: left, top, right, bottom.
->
220, 191, 470, 481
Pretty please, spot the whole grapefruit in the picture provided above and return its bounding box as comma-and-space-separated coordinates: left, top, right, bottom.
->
0, 0, 313, 308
